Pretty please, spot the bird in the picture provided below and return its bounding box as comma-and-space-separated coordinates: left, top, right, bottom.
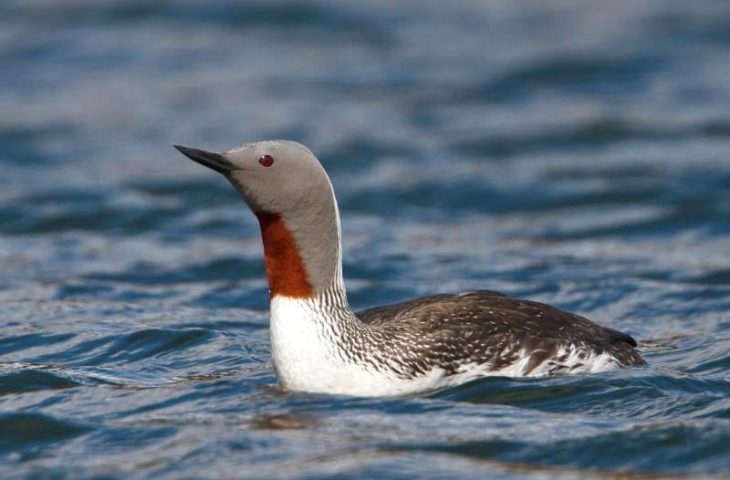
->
174, 140, 645, 397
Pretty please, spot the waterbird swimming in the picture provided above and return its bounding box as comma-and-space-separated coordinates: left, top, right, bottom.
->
174, 140, 645, 397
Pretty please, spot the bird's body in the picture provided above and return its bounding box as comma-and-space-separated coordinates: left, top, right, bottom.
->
175, 140, 645, 397
269, 291, 642, 396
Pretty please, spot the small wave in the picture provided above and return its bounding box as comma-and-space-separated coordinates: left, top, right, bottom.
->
0, 368, 81, 396
0, 413, 89, 453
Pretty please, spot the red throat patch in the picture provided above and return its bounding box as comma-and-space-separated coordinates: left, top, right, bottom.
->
255, 211, 314, 298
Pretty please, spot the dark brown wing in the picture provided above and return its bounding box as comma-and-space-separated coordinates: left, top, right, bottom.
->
355, 290, 644, 372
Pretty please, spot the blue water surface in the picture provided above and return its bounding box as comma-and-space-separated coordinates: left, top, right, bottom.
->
1, 1, 730, 478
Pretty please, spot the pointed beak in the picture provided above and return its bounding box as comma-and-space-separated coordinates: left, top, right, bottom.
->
174, 145, 237, 175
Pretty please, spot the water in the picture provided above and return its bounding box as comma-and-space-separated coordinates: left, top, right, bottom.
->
1, 0, 729, 477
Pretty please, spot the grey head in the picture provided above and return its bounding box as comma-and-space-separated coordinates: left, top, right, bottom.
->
175, 140, 332, 214
174, 140, 344, 298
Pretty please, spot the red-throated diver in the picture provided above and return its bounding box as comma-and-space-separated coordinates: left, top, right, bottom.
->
174, 141, 645, 397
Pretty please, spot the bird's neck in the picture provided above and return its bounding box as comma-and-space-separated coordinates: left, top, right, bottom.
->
254, 194, 349, 311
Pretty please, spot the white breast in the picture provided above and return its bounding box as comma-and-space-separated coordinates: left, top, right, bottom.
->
269, 296, 456, 396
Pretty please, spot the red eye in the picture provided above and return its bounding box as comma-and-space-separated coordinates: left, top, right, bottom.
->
258, 155, 274, 167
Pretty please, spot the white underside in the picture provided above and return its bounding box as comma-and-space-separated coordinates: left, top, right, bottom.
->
270, 296, 621, 397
